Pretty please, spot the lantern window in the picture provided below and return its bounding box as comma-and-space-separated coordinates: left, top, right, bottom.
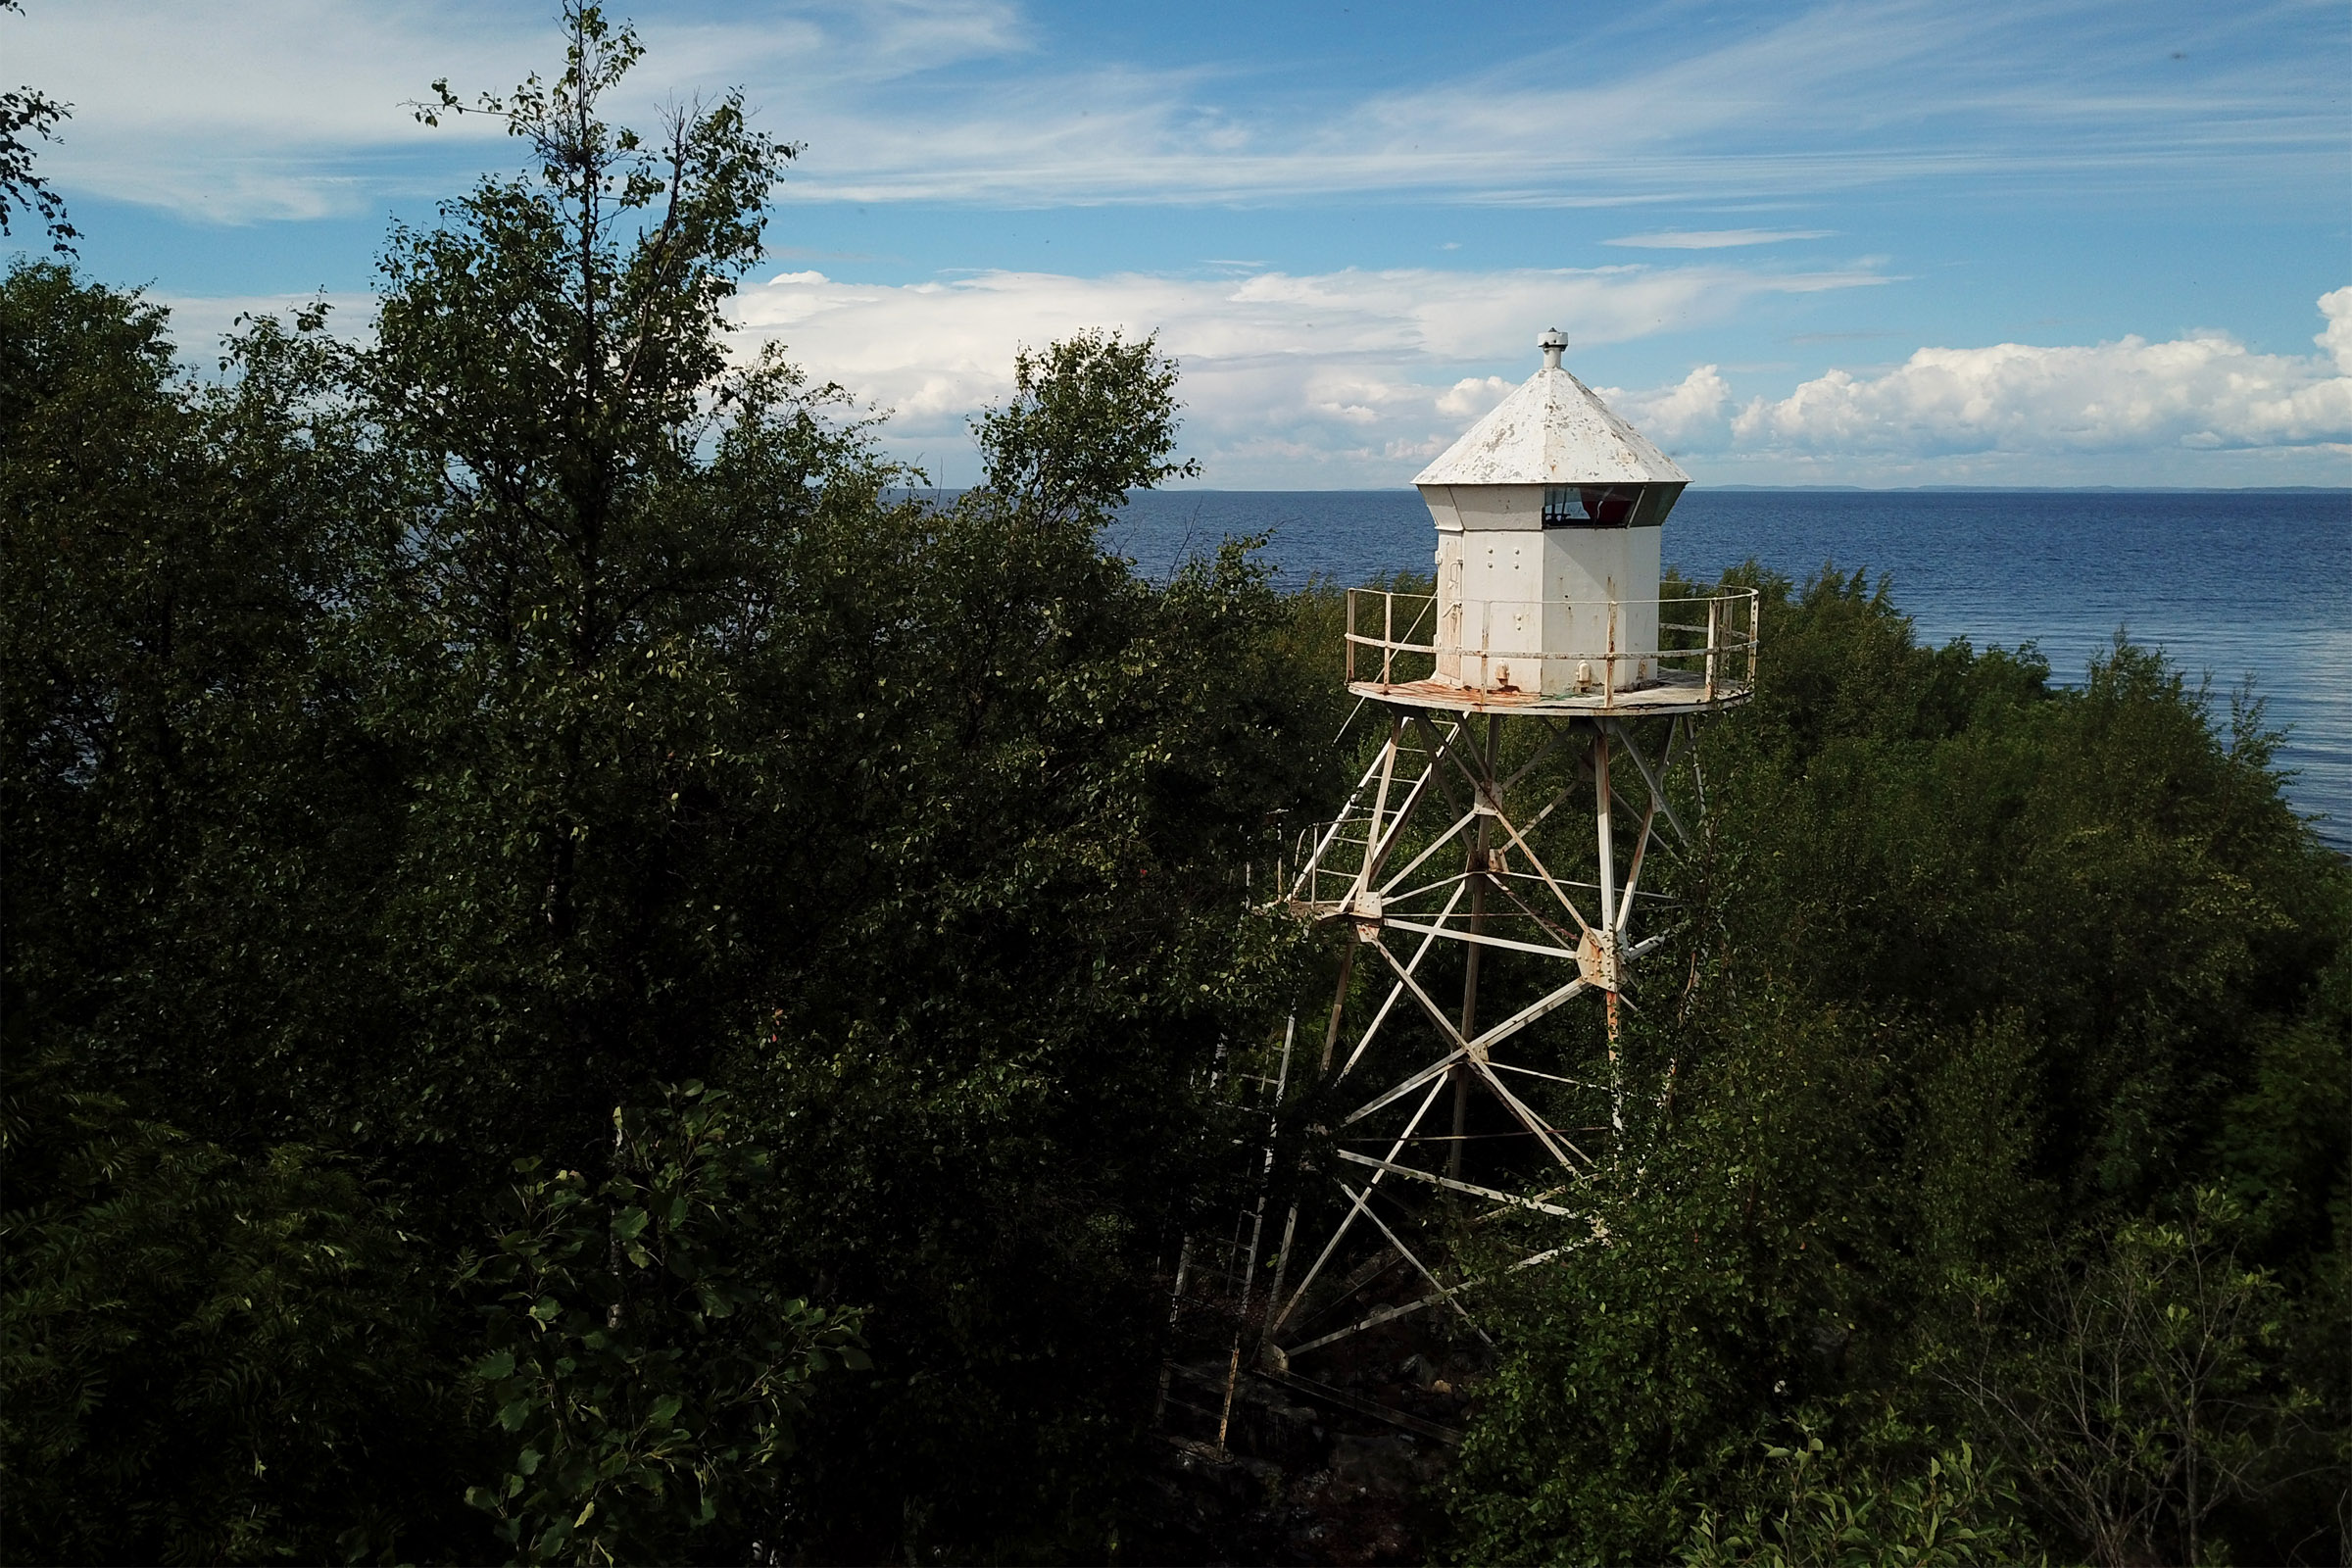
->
1544, 484, 1648, 527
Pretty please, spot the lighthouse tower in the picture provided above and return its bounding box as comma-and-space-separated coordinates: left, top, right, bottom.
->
1419, 328, 1689, 698
1188, 332, 1762, 1430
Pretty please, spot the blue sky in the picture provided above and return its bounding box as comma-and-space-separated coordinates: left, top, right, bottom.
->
11, 0, 2349, 487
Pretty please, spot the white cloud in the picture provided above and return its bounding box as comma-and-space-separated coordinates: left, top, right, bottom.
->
1604, 230, 1834, 249
2318, 285, 2352, 374
10, 1, 529, 220
1437, 376, 1513, 418
1596, 366, 1736, 449
727, 261, 1886, 485
759, 0, 2348, 211
725, 273, 2348, 485
142, 273, 2351, 487
16, 0, 2344, 220
152, 290, 378, 358
1729, 293, 2352, 455
9, 0, 1013, 221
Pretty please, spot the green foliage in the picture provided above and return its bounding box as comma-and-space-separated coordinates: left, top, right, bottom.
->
463, 1084, 865, 1564
722, 343, 1330, 1557
1941, 1188, 2314, 1566
1443, 998, 1913, 1563
3, 17, 1321, 1553
1682, 1428, 2040, 1568
0, 1, 76, 253
0, 260, 391, 1147
971, 327, 1202, 524
0, 1057, 484, 1565
353, 1, 861, 1164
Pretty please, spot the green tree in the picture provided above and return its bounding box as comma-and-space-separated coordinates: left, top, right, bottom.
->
0, 261, 392, 1149
1942, 1189, 2312, 1567
7, 9, 1328, 1553
0, 1057, 485, 1565
354, 1, 880, 1168
464, 1084, 865, 1564
970, 328, 1201, 522
1681, 1427, 2039, 1568
730, 333, 1332, 1560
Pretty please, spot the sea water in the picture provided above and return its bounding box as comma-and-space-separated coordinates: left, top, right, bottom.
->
1106, 489, 2352, 850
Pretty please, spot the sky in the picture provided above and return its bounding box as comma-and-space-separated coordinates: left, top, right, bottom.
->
9, 0, 2350, 489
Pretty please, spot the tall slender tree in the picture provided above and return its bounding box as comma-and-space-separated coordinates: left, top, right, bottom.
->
363, 3, 868, 1165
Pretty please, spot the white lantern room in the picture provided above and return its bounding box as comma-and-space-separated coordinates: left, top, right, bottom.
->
1413, 329, 1689, 698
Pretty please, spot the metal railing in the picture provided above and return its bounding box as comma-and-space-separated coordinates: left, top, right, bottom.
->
1344, 586, 1760, 707
1288, 809, 1380, 913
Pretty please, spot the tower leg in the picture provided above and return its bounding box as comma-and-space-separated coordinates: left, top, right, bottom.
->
1318, 944, 1355, 1075
1451, 716, 1498, 1183
1447, 1061, 1470, 1183
1593, 725, 1624, 1145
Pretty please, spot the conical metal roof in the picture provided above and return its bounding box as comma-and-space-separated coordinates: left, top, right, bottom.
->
1414, 339, 1689, 487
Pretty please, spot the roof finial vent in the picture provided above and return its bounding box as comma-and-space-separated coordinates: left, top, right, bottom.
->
1538, 326, 1568, 371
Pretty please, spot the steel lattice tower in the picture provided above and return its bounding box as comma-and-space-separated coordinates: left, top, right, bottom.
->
1161, 330, 1761, 1446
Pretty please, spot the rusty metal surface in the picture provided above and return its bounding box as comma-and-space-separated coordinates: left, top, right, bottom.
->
1345, 585, 1761, 714
1343, 676, 1749, 715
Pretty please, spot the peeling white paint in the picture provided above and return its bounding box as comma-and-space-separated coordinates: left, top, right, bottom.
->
1413, 333, 1690, 488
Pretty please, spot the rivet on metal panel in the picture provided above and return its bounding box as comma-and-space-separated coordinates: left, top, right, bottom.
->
1576, 927, 1621, 991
